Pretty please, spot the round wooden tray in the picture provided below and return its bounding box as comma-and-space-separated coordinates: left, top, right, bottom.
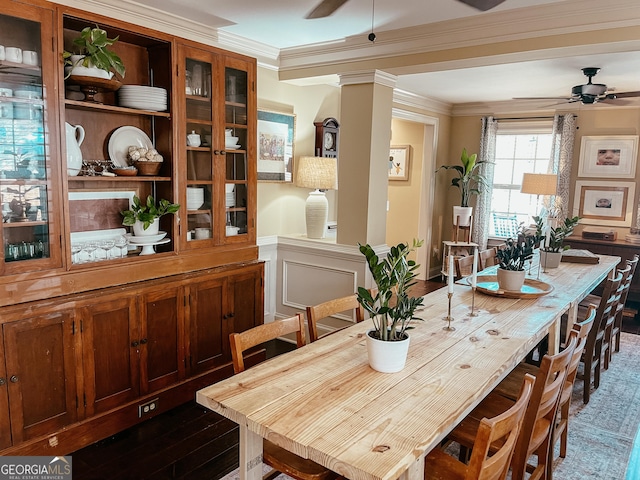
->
468, 275, 554, 298
66, 75, 122, 103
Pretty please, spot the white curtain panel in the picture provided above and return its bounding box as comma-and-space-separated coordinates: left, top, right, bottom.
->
472, 116, 498, 250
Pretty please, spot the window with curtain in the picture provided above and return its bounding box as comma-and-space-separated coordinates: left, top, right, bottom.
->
489, 121, 553, 238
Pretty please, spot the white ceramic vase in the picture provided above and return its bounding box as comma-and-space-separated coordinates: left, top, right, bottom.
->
453, 206, 473, 227
496, 268, 526, 292
540, 251, 563, 269
366, 330, 410, 373
133, 218, 160, 237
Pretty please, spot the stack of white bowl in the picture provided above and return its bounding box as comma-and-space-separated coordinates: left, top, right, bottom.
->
118, 85, 167, 111
187, 187, 204, 210
225, 129, 241, 150
225, 183, 235, 208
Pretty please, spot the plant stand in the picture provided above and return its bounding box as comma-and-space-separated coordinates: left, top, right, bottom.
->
452, 213, 473, 243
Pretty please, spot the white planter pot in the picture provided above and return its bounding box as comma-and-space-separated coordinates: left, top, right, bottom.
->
496, 268, 526, 292
366, 330, 410, 373
453, 206, 473, 227
540, 251, 563, 269
66, 55, 114, 80
133, 218, 160, 236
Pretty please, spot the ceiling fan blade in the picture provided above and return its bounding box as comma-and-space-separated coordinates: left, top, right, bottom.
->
610, 91, 640, 98
600, 98, 637, 106
513, 97, 573, 101
456, 0, 507, 11
305, 0, 349, 19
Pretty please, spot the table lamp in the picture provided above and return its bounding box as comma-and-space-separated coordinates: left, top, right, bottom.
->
520, 173, 557, 217
295, 156, 338, 239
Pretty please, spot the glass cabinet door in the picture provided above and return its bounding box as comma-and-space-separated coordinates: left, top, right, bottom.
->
0, 6, 61, 273
182, 49, 214, 246
224, 63, 248, 240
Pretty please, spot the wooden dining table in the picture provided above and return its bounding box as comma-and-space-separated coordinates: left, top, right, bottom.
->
197, 253, 619, 480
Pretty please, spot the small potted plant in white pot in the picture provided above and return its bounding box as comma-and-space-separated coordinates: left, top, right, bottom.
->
436, 148, 491, 227
356, 239, 424, 373
63, 25, 126, 80
496, 234, 536, 291
121, 195, 179, 236
534, 214, 580, 269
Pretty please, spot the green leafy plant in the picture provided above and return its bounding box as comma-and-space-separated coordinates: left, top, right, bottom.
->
121, 195, 179, 231
533, 215, 580, 253
356, 240, 425, 341
63, 26, 126, 79
496, 235, 536, 271
436, 148, 491, 207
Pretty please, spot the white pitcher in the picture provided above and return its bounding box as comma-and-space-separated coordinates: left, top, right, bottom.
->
65, 122, 85, 176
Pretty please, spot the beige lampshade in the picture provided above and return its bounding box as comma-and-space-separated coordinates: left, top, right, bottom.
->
520, 173, 557, 196
295, 156, 338, 190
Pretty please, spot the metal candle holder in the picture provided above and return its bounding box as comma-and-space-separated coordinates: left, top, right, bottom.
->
443, 292, 455, 331
470, 286, 478, 317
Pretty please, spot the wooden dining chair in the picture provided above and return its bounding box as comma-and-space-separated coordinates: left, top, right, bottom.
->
447, 334, 577, 480
479, 247, 498, 270
425, 374, 535, 480
602, 265, 630, 369
493, 305, 596, 461
611, 255, 638, 355
229, 314, 338, 480
306, 293, 365, 343
578, 271, 623, 403
455, 254, 475, 279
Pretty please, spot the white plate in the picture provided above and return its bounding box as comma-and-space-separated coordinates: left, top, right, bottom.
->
128, 231, 167, 243
118, 102, 167, 112
225, 144, 241, 150
108, 126, 154, 167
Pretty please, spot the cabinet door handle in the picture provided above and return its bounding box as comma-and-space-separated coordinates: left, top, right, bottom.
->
0, 378, 5, 386
9, 375, 18, 383
131, 340, 139, 347
140, 338, 148, 345
214, 150, 221, 155
228, 312, 235, 318
220, 150, 226, 155
223, 314, 229, 319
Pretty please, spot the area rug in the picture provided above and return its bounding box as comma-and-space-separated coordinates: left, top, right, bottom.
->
219, 332, 640, 480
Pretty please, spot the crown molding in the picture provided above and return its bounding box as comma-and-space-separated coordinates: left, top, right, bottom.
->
338, 70, 397, 88
451, 98, 640, 117
393, 90, 452, 117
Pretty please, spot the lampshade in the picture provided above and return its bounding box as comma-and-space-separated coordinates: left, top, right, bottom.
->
295, 156, 338, 239
520, 173, 557, 196
295, 156, 338, 190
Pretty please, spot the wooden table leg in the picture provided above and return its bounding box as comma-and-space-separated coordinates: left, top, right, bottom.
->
547, 313, 562, 355
399, 453, 424, 480
239, 425, 264, 480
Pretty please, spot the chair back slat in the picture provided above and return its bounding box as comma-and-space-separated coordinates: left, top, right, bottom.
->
306, 294, 365, 343
230, 314, 306, 374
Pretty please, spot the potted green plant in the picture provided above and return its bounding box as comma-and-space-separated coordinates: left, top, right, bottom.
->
436, 148, 491, 227
121, 195, 179, 236
63, 26, 126, 80
356, 239, 425, 373
534, 215, 580, 268
496, 234, 536, 291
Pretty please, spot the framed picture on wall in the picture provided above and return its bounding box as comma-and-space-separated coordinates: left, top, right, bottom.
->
573, 180, 635, 227
577, 135, 638, 178
257, 109, 296, 182
388, 145, 411, 181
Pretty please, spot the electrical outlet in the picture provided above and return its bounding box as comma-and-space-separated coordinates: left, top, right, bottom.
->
138, 398, 159, 418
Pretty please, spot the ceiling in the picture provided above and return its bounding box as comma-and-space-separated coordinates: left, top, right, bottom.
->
122, 0, 640, 106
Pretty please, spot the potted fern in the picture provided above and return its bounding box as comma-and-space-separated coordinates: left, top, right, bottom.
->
436, 148, 491, 227
496, 235, 536, 291
121, 195, 179, 236
356, 240, 424, 373
534, 215, 580, 268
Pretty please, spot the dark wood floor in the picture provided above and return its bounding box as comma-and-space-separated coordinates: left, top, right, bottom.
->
70, 279, 640, 479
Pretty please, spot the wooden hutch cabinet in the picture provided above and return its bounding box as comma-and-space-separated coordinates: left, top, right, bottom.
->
0, 0, 263, 456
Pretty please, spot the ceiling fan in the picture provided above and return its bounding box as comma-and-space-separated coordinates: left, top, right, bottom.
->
305, 0, 506, 20
517, 67, 640, 105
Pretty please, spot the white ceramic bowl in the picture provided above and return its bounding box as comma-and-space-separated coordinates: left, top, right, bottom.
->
226, 226, 240, 236
225, 136, 239, 144
225, 184, 235, 193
